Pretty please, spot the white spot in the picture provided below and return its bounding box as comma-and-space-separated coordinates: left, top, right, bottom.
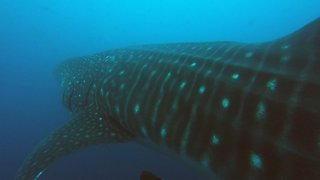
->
160, 128, 167, 138
251, 153, 263, 169
35, 171, 43, 180
172, 101, 178, 111
141, 127, 148, 135
119, 70, 125, 75
256, 102, 266, 120
211, 134, 220, 145
221, 98, 230, 109
97, 132, 103, 136
201, 154, 210, 168
134, 104, 140, 113
199, 86, 206, 94
180, 81, 187, 89
115, 105, 120, 113
281, 44, 290, 50
245, 51, 254, 58
165, 72, 172, 80
266, 79, 277, 91
190, 62, 197, 67
205, 70, 212, 76
280, 55, 290, 63
105, 55, 115, 61
232, 73, 240, 80
120, 84, 125, 89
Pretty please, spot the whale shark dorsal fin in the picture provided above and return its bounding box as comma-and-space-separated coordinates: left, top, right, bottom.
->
290, 17, 320, 38
16, 107, 134, 180
282, 17, 320, 51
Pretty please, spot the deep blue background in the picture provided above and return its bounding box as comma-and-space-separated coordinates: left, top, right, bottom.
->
0, 0, 319, 179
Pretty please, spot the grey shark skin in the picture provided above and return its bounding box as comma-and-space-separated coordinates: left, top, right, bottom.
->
17, 18, 320, 180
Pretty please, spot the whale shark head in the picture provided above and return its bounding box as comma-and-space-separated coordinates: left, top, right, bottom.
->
17, 18, 320, 180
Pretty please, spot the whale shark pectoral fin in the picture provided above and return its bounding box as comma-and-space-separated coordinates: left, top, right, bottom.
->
140, 171, 163, 180
16, 108, 134, 180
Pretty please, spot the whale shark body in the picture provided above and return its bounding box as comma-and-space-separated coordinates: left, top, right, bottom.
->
17, 18, 320, 179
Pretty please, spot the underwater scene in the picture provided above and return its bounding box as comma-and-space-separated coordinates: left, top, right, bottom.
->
0, 0, 319, 179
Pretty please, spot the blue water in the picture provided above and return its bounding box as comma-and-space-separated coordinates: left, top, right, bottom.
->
0, 0, 319, 179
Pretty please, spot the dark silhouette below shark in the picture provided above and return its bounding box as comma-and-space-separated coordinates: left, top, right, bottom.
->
17, 18, 320, 180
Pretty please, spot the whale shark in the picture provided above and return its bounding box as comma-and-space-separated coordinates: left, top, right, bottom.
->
17, 18, 320, 180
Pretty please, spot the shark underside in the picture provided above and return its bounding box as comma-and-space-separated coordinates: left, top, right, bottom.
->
17, 18, 320, 179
